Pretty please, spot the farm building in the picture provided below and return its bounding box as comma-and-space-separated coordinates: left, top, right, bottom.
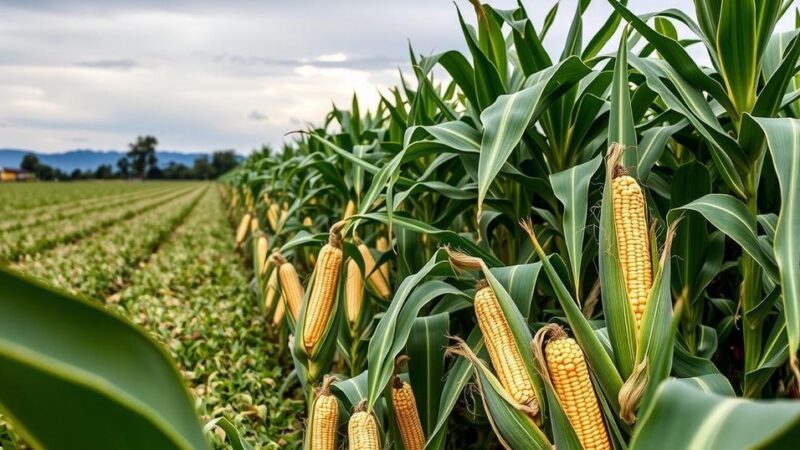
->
0, 167, 33, 182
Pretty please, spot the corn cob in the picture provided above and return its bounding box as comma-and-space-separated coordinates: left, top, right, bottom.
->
255, 235, 269, 276
268, 203, 280, 230
244, 189, 254, 210
272, 295, 286, 326
474, 283, 537, 408
235, 212, 252, 247
612, 171, 652, 329
348, 402, 381, 450
310, 376, 339, 450
272, 253, 304, 320
304, 216, 313, 227
391, 377, 425, 450
346, 259, 364, 326
343, 199, 356, 220
264, 269, 279, 312
250, 216, 260, 234
375, 236, 390, 282
544, 327, 611, 450
357, 243, 391, 299
302, 222, 344, 352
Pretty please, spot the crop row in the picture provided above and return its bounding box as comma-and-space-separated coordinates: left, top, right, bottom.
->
107, 188, 302, 448
1, 184, 199, 261
0, 183, 180, 233
14, 184, 206, 299
0, 180, 171, 216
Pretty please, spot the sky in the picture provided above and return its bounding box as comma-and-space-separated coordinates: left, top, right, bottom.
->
0, 1, 795, 155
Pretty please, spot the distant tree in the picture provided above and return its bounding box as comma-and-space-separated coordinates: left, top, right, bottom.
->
70, 169, 83, 180
146, 166, 162, 179
192, 156, 213, 180
163, 162, 191, 179
211, 150, 238, 177
127, 135, 158, 179
94, 164, 113, 179
116, 157, 130, 179
21, 154, 40, 172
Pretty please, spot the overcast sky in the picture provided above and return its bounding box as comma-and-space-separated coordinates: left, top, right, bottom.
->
0, 1, 795, 154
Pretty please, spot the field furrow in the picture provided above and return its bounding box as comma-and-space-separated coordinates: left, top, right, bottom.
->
14, 184, 207, 298
1, 184, 198, 261
106, 188, 302, 448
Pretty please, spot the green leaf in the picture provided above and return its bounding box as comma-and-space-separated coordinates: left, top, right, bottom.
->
609, 28, 638, 172
407, 313, 449, 435
672, 194, 778, 283
630, 380, 800, 449
477, 57, 590, 215
716, 0, 758, 115
0, 267, 207, 450
549, 155, 602, 298
748, 116, 800, 378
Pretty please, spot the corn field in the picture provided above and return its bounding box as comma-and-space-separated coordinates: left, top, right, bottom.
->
219, 1, 800, 448
3, 0, 800, 449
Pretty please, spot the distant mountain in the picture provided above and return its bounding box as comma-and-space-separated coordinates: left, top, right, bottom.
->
0, 149, 210, 172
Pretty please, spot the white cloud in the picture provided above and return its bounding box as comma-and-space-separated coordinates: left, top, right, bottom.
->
0, 0, 795, 154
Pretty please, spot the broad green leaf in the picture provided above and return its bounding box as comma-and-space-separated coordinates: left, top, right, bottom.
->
716, 0, 758, 116
672, 194, 778, 283
408, 313, 449, 435
748, 116, 800, 378
0, 267, 207, 450
609, 29, 638, 172
630, 380, 800, 449
549, 155, 602, 298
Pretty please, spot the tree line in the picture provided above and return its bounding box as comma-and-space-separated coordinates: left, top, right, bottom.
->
19, 135, 240, 181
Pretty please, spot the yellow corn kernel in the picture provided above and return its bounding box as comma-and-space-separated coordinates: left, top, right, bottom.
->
268, 203, 280, 230
545, 334, 611, 450
391, 378, 425, 450
348, 405, 381, 450
255, 235, 269, 276
250, 216, 260, 234
343, 199, 356, 220
346, 259, 364, 326
357, 244, 390, 299
375, 236, 391, 282
474, 286, 537, 408
612, 174, 652, 329
310, 379, 339, 450
276, 257, 304, 320
304, 216, 314, 227
272, 295, 285, 326
302, 225, 344, 352
264, 269, 279, 312
235, 213, 251, 247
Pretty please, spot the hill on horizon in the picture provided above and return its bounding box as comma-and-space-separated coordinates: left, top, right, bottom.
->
0, 148, 211, 172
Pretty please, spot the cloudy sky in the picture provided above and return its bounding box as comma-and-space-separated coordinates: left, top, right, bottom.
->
0, 1, 794, 154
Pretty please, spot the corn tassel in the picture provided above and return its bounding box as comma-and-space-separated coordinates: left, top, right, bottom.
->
375, 236, 390, 282
346, 259, 364, 326
302, 222, 344, 352
271, 254, 303, 320
542, 326, 611, 450
357, 243, 390, 299
348, 402, 381, 450
391, 377, 425, 450
612, 171, 652, 329
235, 213, 251, 247
474, 284, 537, 408
310, 376, 339, 450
